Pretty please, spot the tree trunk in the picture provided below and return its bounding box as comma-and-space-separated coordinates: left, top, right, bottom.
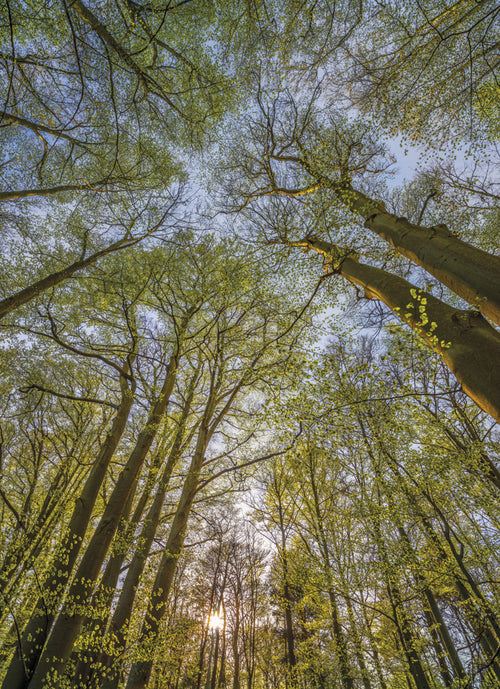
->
306, 455, 353, 689
360, 604, 388, 689
274, 492, 297, 678
0, 238, 137, 319
300, 237, 500, 423
232, 593, 241, 689
396, 528, 466, 684
24, 336, 184, 689
367, 494, 432, 689
124, 424, 210, 689
72, 412, 180, 685
100, 375, 197, 689
124, 346, 255, 689
0, 181, 108, 202
306, 172, 500, 326
2, 367, 135, 689
72, 463, 144, 686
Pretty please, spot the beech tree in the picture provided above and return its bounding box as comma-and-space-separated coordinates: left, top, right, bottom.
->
218, 87, 500, 423
0, 2, 499, 689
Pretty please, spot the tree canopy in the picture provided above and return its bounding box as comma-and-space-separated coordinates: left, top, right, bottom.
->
0, 1, 499, 688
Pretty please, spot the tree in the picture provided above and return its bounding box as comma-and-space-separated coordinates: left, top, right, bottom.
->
1, 3, 500, 688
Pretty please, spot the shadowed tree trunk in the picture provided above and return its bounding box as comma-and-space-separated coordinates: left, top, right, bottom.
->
371, 517, 433, 689
2, 363, 136, 689
22, 310, 194, 689
396, 526, 467, 684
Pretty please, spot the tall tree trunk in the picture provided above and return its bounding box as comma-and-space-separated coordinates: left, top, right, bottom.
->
232, 590, 241, 689
24, 329, 187, 689
363, 436, 467, 687
384, 454, 500, 681
124, 344, 256, 689
124, 424, 210, 689
2, 366, 135, 689
99, 373, 198, 689
298, 237, 500, 423
72, 410, 182, 686
417, 512, 500, 679
72, 463, 144, 687
422, 600, 454, 687
274, 490, 297, 680
362, 417, 494, 683
397, 528, 466, 683
340, 576, 372, 689
0, 454, 85, 615
360, 604, 388, 689
306, 454, 353, 689
366, 489, 432, 689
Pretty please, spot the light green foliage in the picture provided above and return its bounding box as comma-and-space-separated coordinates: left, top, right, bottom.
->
0, 2, 499, 688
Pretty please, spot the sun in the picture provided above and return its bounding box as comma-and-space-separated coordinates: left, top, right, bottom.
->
208, 612, 224, 630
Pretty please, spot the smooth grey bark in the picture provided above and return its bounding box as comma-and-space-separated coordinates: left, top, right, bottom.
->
124, 421, 212, 689
297, 236, 500, 424
302, 166, 500, 327
2, 366, 135, 689
25, 312, 193, 689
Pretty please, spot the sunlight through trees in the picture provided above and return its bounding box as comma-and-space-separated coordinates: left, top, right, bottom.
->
0, 1, 499, 688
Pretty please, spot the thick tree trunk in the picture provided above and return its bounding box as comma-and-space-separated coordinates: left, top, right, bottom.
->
72, 464, 144, 686
2, 369, 135, 689
343, 184, 500, 327
24, 337, 185, 689
307, 173, 500, 326
301, 237, 500, 423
